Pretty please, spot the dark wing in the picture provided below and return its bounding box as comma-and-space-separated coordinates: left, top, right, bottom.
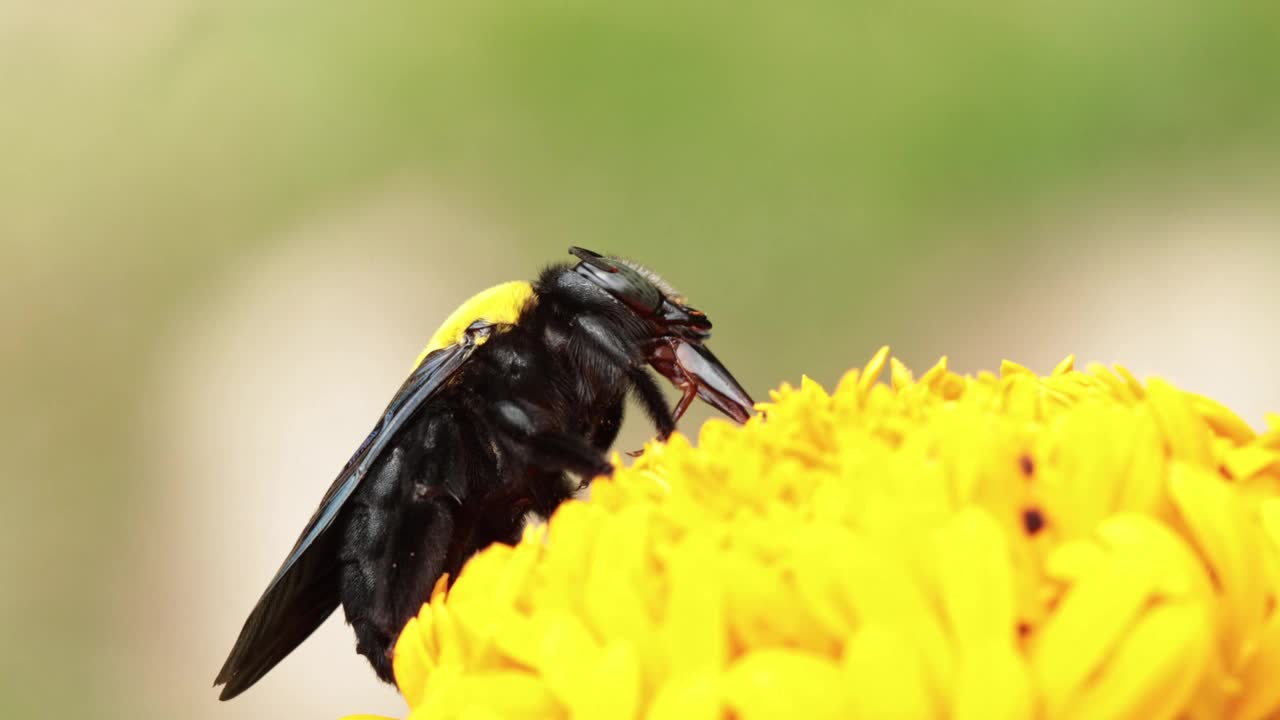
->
214, 332, 484, 700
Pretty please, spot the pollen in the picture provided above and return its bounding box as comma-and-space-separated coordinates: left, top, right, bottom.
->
344, 349, 1280, 720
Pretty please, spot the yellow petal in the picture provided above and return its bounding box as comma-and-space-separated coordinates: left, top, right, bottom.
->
953, 640, 1033, 720
663, 537, 726, 677
1169, 463, 1268, 668
1088, 363, 1137, 403
890, 356, 915, 390
723, 649, 848, 720
431, 598, 468, 672
842, 625, 935, 719
493, 611, 553, 670
919, 355, 949, 390
1034, 405, 1126, 537
646, 671, 721, 720
412, 665, 462, 719
1034, 518, 1163, 715
452, 709, 503, 720
1051, 354, 1075, 376
1114, 364, 1147, 399
1068, 602, 1211, 720
1001, 374, 1041, 420
933, 507, 1015, 645
1229, 499, 1280, 720
536, 610, 602, 707
1230, 611, 1280, 720
1000, 359, 1035, 377
454, 672, 566, 719
828, 535, 954, 694
572, 643, 641, 720
1146, 378, 1213, 466
581, 506, 662, 685
857, 346, 891, 394
393, 615, 432, 708
790, 526, 858, 640
1260, 498, 1280, 551
407, 667, 566, 720
1188, 392, 1257, 444
1036, 514, 1217, 718
1224, 445, 1280, 480
1111, 412, 1170, 519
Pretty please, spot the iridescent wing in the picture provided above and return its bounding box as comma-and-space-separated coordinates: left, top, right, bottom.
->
214, 323, 491, 699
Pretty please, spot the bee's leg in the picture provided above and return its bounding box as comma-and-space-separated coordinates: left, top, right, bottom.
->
492, 399, 614, 479
571, 316, 678, 439
590, 398, 625, 452
624, 367, 677, 439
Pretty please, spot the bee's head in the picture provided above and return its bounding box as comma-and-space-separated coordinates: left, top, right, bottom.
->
567, 246, 711, 339
566, 246, 754, 423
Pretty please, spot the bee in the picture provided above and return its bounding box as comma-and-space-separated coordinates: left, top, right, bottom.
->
215, 247, 755, 699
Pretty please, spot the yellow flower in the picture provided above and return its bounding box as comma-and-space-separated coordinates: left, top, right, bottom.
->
344, 349, 1280, 720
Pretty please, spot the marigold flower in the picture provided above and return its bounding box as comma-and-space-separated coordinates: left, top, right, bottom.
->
344, 349, 1280, 720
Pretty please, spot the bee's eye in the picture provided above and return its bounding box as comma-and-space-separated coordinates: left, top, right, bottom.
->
570, 248, 663, 315
607, 264, 664, 314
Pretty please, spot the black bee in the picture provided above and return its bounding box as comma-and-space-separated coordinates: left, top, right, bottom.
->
215, 247, 754, 700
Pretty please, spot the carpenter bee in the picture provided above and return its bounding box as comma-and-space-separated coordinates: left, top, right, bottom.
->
214, 247, 754, 699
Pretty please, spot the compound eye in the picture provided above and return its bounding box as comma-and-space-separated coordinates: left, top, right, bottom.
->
607, 263, 664, 313
569, 247, 663, 315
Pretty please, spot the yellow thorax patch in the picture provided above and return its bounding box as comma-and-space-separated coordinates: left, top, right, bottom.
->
412, 281, 535, 369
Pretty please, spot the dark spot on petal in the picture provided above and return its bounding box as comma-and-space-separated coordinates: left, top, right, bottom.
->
1019, 453, 1035, 478
1022, 507, 1046, 535
1016, 621, 1032, 638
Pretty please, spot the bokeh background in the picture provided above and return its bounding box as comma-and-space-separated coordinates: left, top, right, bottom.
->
2, 2, 1278, 718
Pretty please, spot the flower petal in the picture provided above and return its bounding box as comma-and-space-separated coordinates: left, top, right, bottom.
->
723, 649, 848, 720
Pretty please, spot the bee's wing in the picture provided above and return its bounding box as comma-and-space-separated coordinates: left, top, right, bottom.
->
214, 339, 480, 700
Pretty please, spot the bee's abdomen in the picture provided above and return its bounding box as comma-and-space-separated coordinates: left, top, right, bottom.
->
337, 408, 469, 679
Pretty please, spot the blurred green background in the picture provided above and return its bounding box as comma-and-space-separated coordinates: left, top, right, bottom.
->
2, 1, 1278, 718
